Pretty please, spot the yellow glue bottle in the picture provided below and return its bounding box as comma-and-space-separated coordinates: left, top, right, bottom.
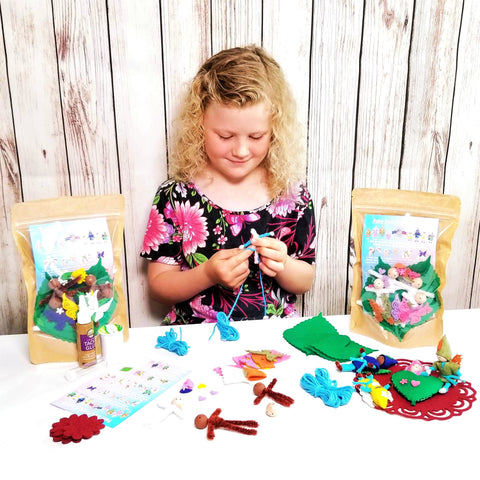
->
76, 296, 97, 368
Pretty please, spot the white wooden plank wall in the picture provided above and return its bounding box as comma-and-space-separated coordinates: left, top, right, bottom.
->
1, 0, 479, 335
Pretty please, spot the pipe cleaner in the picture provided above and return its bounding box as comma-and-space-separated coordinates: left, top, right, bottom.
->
209, 230, 273, 341
194, 408, 258, 440
253, 378, 294, 407
155, 328, 189, 356
300, 368, 354, 408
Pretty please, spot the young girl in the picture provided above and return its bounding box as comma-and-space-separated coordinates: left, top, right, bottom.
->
141, 45, 316, 324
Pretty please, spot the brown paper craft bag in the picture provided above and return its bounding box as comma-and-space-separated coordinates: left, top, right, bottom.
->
11, 194, 129, 364
350, 188, 460, 348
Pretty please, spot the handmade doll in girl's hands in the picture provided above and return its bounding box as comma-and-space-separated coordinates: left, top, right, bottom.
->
140, 46, 316, 324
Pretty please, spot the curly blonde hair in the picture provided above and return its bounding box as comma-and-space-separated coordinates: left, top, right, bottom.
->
168, 45, 305, 199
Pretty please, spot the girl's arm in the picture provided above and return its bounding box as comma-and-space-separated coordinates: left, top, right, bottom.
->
251, 237, 315, 295
275, 257, 315, 295
147, 248, 253, 305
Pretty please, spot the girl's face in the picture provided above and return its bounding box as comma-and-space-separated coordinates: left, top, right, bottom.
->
203, 102, 272, 183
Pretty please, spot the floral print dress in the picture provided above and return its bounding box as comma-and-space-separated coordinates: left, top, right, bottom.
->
140, 180, 316, 324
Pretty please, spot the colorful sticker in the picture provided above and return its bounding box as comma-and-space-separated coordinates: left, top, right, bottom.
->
29, 217, 114, 291
361, 214, 438, 285
52, 360, 190, 428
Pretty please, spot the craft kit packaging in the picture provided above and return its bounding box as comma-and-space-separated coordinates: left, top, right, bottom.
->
350, 188, 460, 348
11, 194, 129, 364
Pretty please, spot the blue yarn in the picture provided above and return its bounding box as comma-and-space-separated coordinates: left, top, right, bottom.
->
209, 232, 272, 341
300, 368, 354, 407
155, 328, 189, 356
258, 270, 267, 317
209, 311, 240, 341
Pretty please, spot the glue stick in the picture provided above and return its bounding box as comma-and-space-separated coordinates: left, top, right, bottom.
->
76, 296, 97, 368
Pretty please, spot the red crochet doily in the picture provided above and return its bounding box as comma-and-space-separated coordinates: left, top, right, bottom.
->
374, 359, 477, 421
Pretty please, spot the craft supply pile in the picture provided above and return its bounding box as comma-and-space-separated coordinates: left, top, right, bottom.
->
48, 313, 476, 443
12, 189, 474, 442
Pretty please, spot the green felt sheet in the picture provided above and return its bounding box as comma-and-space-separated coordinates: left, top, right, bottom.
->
283, 313, 376, 362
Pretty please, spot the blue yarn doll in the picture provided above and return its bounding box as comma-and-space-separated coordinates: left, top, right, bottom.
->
335, 349, 397, 374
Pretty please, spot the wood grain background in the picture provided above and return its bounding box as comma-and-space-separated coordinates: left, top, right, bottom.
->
1, 0, 479, 335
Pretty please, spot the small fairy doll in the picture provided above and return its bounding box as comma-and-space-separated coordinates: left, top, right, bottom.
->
432, 335, 462, 393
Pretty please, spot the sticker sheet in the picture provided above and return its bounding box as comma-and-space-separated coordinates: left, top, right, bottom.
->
52, 361, 190, 428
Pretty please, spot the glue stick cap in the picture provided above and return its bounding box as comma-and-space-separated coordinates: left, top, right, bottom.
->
77, 295, 92, 325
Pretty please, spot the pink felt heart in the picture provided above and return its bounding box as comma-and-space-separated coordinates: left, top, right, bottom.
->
411, 380, 420, 387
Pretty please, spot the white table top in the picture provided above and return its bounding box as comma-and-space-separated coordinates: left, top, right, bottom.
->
1, 310, 479, 480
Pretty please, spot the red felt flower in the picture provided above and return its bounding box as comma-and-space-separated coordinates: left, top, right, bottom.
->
50, 414, 105, 444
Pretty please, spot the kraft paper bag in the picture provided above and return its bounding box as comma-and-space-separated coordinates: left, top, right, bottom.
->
11, 194, 129, 364
350, 188, 460, 348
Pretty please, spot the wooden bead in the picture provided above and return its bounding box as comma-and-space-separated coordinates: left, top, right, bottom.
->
84, 275, 96, 287
253, 382, 265, 396
194, 414, 208, 429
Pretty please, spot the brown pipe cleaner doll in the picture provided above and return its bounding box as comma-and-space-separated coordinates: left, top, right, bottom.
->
195, 408, 259, 440
253, 378, 294, 407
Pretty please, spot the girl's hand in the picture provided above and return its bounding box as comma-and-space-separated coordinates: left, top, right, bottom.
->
251, 236, 288, 277
205, 248, 253, 289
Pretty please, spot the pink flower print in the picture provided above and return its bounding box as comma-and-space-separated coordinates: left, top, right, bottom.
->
141, 207, 174, 255
173, 201, 209, 255
283, 303, 297, 316
267, 185, 300, 217
190, 296, 218, 323
175, 183, 188, 197
165, 309, 177, 324
213, 225, 222, 235
224, 212, 260, 236
217, 235, 228, 245
155, 256, 178, 266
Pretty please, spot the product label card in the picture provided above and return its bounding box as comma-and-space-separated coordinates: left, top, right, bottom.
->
29, 217, 114, 290
361, 214, 439, 284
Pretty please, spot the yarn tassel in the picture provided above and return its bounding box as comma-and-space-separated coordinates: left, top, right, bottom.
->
155, 328, 189, 356
301, 368, 354, 407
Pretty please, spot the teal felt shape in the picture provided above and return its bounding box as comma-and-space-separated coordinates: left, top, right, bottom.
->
391, 370, 444, 406
283, 313, 376, 362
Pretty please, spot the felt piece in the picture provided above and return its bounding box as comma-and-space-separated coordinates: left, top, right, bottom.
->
50, 414, 104, 444
246, 349, 287, 362
283, 313, 376, 362
232, 350, 290, 369
391, 370, 444, 406
250, 353, 276, 369
373, 359, 477, 421
232, 354, 259, 369
214, 365, 249, 385
243, 366, 267, 381
180, 379, 194, 393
